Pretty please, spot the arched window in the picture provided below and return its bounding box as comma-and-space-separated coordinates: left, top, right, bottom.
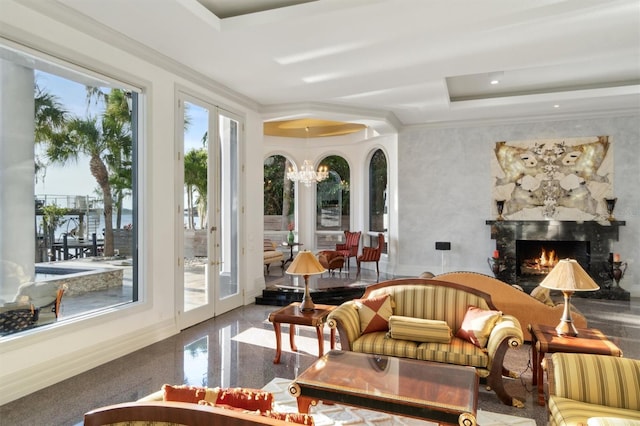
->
316, 155, 349, 249
368, 149, 388, 252
263, 155, 295, 241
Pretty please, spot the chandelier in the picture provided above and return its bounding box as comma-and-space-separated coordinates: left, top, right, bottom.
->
287, 160, 329, 187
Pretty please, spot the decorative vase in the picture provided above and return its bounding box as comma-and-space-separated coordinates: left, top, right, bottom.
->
288, 231, 295, 244
604, 198, 617, 221
496, 200, 505, 221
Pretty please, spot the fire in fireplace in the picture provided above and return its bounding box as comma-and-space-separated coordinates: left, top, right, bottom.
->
516, 240, 590, 278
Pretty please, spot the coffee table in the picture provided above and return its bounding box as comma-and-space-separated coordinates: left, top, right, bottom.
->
529, 323, 623, 406
289, 350, 478, 426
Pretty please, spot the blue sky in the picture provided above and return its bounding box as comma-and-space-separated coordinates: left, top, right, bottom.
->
34, 71, 207, 203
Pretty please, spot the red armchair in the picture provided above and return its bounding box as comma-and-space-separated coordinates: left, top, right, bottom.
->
336, 231, 361, 269
357, 233, 384, 277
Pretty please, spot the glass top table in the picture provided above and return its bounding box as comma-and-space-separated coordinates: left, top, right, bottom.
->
289, 350, 479, 426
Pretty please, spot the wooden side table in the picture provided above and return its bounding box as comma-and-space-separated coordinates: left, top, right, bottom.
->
281, 242, 303, 265
268, 302, 336, 364
529, 323, 622, 406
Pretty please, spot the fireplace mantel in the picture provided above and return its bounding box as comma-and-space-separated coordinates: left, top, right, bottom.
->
486, 220, 627, 299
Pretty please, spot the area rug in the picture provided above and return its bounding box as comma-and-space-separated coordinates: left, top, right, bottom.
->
263, 377, 535, 426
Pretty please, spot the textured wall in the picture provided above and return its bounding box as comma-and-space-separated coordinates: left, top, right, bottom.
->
398, 115, 639, 297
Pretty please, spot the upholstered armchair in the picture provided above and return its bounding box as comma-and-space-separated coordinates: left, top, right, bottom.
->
317, 250, 345, 275
335, 230, 360, 269
356, 233, 384, 277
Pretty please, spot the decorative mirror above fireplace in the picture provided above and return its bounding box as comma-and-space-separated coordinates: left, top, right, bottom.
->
491, 136, 613, 221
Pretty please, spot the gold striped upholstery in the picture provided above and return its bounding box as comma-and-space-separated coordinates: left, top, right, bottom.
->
352, 331, 419, 358
417, 337, 488, 368
549, 353, 640, 426
587, 419, 640, 426
387, 315, 452, 343
549, 397, 640, 426
552, 353, 640, 410
368, 285, 490, 332
327, 279, 523, 401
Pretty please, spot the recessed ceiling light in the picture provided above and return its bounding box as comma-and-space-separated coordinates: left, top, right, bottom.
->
488, 71, 503, 85
553, 104, 560, 108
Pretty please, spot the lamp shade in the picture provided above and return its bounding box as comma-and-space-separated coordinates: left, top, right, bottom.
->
286, 250, 326, 276
539, 259, 600, 292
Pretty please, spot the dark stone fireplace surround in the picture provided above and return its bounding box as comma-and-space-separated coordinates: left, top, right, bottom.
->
486, 220, 628, 300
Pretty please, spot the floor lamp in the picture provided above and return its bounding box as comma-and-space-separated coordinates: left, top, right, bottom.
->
539, 258, 600, 337
286, 250, 326, 312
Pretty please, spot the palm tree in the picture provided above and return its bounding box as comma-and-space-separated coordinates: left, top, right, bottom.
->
102, 89, 132, 229
184, 148, 208, 229
34, 85, 68, 179
42, 116, 117, 256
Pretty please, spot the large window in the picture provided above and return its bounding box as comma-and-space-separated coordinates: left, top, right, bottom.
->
263, 154, 295, 242
368, 149, 388, 253
316, 155, 349, 250
0, 43, 139, 337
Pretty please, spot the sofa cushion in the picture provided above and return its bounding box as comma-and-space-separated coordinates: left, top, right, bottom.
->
455, 306, 502, 348
387, 315, 452, 343
355, 293, 393, 334
417, 337, 489, 368
352, 331, 418, 359
162, 384, 219, 404
215, 387, 274, 412
548, 396, 640, 426
162, 385, 273, 412
588, 418, 640, 426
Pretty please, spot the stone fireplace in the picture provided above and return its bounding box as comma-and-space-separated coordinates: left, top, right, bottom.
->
487, 220, 628, 300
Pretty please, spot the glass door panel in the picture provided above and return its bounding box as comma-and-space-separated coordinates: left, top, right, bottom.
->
215, 111, 241, 314
183, 101, 210, 318
177, 95, 243, 329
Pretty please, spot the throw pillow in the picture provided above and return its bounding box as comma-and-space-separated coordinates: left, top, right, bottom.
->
162, 384, 218, 404
355, 293, 393, 334
266, 411, 315, 425
387, 315, 452, 343
455, 306, 502, 348
200, 401, 315, 425
215, 387, 273, 412
530, 286, 555, 306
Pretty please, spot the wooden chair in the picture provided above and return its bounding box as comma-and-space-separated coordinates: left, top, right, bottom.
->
357, 233, 384, 277
335, 231, 360, 269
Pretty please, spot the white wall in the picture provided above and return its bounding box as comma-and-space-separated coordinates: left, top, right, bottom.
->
397, 115, 640, 297
0, 1, 264, 404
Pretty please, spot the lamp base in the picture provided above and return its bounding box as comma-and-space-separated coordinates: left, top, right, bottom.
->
299, 276, 315, 312
555, 320, 578, 337
555, 290, 578, 337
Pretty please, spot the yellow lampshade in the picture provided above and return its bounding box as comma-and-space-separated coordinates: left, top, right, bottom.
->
539, 258, 599, 337
286, 251, 326, 312
539, 259, 600, 292
286, 251, 326, 276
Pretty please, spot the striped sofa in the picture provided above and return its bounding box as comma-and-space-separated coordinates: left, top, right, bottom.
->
548, 353, 640, 426
327, 278, 524, 407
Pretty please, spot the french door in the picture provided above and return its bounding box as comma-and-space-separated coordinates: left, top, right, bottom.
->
176, 93, 242, 329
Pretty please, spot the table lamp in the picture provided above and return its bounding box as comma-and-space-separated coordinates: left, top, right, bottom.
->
539, 259, 599, 337
286, 250, 326, 312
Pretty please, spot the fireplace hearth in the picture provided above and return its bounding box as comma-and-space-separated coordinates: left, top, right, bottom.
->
487, 220, 628, 300
517, 240, 589, 277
